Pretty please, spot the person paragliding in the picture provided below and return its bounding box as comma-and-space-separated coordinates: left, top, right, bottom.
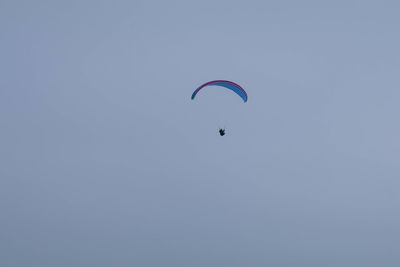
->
191, 80, 247, 136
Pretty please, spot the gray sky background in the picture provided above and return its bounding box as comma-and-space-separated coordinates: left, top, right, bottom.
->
1, 1, 400, 266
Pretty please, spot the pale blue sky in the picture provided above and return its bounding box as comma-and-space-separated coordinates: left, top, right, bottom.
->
1, 1, 400, 266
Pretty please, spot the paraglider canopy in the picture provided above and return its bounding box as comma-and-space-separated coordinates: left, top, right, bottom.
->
191, 80, 247, 102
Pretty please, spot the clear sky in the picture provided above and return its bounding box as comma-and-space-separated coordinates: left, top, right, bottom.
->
1, 0, 400, 266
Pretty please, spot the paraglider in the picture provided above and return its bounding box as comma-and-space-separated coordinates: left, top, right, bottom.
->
191, 80, 247, 136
